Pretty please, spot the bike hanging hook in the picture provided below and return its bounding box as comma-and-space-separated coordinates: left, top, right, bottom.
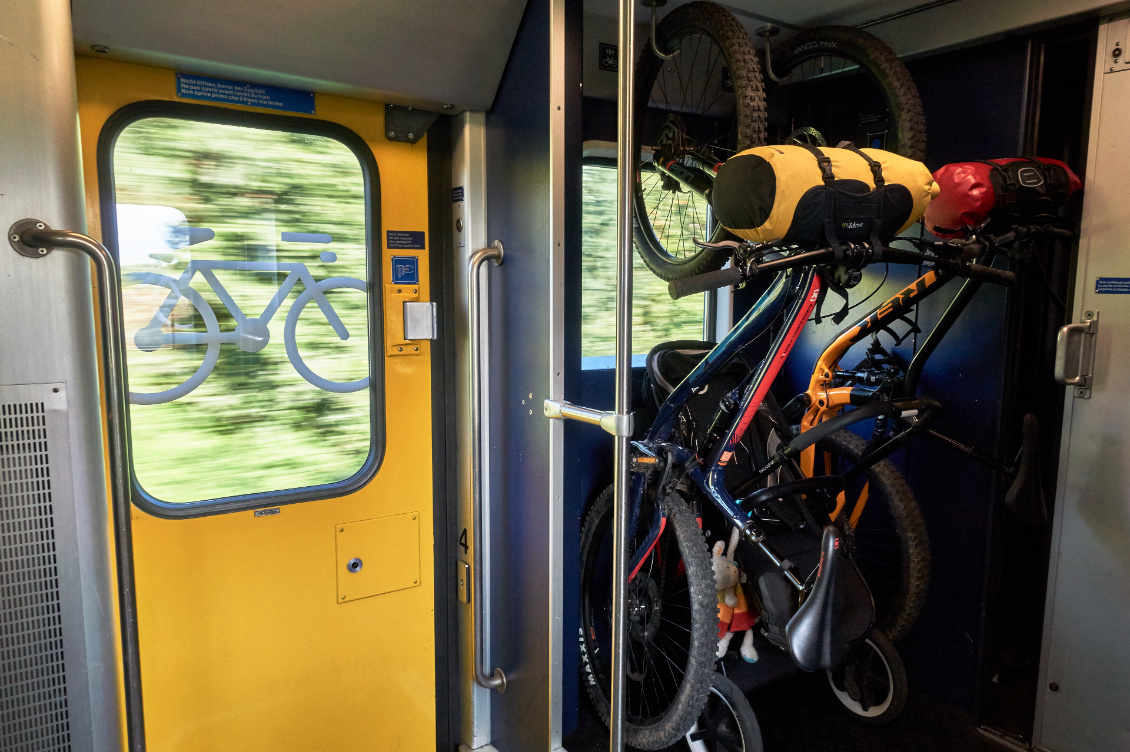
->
756, 24, 786, 83
642, 0, 677, 60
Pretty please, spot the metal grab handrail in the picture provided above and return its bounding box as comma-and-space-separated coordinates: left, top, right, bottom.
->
8, 220, 146, 751
468, 241, 506, 692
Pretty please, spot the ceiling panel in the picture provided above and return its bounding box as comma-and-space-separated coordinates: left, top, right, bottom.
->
72, 0, 530, 112
582, 0, 929, 29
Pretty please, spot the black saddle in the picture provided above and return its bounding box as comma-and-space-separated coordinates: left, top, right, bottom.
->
785, 526, 875, 671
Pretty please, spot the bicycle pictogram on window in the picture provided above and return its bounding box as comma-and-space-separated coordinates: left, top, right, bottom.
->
125, 253, 368, 405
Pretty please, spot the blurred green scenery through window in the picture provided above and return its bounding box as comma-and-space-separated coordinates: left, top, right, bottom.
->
112, 115, 374, 506
581, 161, 705, 365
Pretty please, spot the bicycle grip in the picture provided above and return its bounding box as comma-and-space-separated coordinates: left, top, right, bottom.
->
954, 262, 1015, 286
668, 266, 743, 299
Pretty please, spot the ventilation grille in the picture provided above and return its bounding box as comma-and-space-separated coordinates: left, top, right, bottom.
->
1, 401, 71, 752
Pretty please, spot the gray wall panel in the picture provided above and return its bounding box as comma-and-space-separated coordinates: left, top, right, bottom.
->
485, 0, 555, 747
0, 1, 122, 750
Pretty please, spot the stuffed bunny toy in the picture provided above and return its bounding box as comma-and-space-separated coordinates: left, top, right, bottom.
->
713, 525, 759, 662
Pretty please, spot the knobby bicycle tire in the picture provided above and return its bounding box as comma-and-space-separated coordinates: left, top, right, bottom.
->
770, 25, 927, 162
632, 1, 767, 281
814, 430, 930, 642
579, 485, 717, 749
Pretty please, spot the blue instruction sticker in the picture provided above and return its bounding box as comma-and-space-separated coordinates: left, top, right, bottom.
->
1096, 277, 1130, 294
391, 256, 419, 285
452, 186, 465, 203
387, 230, 426, 250
176, 73, 315, 114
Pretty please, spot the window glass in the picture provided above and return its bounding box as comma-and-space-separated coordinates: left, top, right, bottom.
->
581, 162, 705, 364
112, 116, 373, 506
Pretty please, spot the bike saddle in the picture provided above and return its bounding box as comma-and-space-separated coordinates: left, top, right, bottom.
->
1005, 413, 1048, 526
785, 526, 874, 672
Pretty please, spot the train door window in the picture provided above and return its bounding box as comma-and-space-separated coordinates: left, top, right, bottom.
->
581, 156, 706, 368
103, 106, 380, 512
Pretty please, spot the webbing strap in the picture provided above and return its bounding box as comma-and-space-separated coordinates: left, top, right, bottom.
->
798, 143, 842, 253
842, 144, 886, 187
843, 144, 887, 258
799, 142, 836, 185
976, 159, 1019, 192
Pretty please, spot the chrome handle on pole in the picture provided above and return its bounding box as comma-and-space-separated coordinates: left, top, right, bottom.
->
469, 241, 506, 693
543, 398, 634, 437
8, 219, 146, 750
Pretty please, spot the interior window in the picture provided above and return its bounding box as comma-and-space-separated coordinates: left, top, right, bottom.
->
581, 160, 706, 367
110, 114, 375, 508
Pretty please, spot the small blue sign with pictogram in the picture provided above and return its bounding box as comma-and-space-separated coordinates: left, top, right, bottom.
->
391, 256, 419, 285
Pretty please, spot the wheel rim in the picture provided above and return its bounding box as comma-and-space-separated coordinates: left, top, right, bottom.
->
688, 685, 746, 752
581, 499, 698, 728
634, 24, 758, 269
826, 637, 895, 718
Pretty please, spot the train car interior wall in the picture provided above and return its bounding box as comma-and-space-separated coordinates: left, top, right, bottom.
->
0, 1, 1125, 752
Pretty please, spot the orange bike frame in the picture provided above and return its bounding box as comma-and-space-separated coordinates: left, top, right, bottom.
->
798, 268, 952, 517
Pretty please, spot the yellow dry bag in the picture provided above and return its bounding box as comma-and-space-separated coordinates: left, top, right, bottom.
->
711, 144, 939, 247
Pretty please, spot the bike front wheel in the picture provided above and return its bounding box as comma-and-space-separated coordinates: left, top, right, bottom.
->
579, 484, 717, 750
283, 276, 370, 393
122, 272, 222, 405
632, 1, 767, 281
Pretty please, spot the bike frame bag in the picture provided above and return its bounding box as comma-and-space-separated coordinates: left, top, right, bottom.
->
711, 144, 939, 247
924, 157, 1082, 238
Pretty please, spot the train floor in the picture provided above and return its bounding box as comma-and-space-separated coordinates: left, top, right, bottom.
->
564, 669, 1001, 752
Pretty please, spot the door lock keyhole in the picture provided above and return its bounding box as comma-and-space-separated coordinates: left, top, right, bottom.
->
347, 557, 363, 573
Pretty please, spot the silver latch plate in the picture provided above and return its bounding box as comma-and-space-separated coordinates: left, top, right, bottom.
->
403, 301, 437, 340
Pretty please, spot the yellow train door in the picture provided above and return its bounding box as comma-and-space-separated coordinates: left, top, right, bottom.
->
77, 57, 440, 751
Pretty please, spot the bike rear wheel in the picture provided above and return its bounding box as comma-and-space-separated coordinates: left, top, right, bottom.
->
684, 672, 764, 752
579, 484, 716, 750
810, 430, 930, 642
826, 629, 908, 724
632, 1, 766, 281
767, 25, 926, 161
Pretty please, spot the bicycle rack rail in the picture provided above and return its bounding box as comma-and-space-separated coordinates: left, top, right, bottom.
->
8, 219, 147, 752
469, 241, 507, 692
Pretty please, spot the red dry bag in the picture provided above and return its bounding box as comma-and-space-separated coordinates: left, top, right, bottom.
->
924, 157, 1081, 238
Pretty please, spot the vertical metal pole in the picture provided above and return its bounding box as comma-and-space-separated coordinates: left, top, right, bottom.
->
610, 0, 635, 750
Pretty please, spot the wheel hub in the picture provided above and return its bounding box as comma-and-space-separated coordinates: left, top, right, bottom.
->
627, 576, 663, 643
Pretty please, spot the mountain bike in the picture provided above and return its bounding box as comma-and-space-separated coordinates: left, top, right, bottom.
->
578, 234, 1015, 749
123, 255, 368, 404
631, 2, 924, 280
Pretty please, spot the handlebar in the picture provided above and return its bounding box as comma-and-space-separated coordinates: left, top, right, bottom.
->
668, 243, 1016, 300
668, 266, 743, 299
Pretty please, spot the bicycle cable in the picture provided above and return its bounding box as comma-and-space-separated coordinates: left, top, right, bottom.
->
805, 262, 890, 324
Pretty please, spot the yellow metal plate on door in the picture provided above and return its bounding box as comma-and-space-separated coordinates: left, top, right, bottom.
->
384, 283, 421, 356
336, 512, 420, 603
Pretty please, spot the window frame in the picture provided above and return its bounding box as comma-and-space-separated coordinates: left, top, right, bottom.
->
97, 99, 385, 518
579, 150, 712, 370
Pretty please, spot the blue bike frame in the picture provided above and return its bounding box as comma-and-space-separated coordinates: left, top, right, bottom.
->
628, 267, 824, 589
